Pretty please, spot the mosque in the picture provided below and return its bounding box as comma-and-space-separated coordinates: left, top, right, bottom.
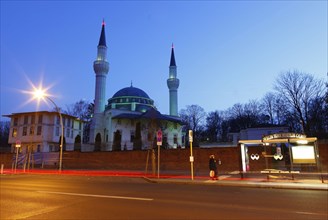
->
88, 21, 184, 151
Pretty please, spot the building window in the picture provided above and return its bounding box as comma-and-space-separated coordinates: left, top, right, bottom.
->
55, 127, 59, 136
71, 130, 73, 138
12, 128, 17, 137
66, 128, 70, 137
23, 127, 27, 136
130, 131, 135, 142
56, 116, 60, 125
31, 115, 35, 124
79, 122, 82, 130
67, 118, 71, 127
29, 126, 35, 135
13, 118, 18, 126
63, 118, 66, 127
174, 134, 178, 144
24, 116, 28, 125
37, 126, 42, 135
37, 145, 41, 152
38, 115, 43, 124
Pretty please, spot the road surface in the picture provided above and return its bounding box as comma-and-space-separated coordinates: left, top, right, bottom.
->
1, 174, 327, 219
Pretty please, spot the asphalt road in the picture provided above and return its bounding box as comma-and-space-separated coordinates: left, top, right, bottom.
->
1, 174, 327, 220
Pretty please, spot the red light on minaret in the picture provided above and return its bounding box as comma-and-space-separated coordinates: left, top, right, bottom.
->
102, 19, 106, 26
172, 43, 174, 49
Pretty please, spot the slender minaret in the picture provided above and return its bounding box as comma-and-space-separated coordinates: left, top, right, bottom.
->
90, 20, 109, 144
167, 44, 180, 116
93, 20, 109, 113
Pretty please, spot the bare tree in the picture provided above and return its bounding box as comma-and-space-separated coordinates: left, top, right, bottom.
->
65, 100, 94, 144
65, 99, 92, 121
261, 92, 276, 124
274, 70, 325, 134
0, 121, 10, 149
179, 104, 206, 145
226, 101, 263, 130
205, 110, 223, 142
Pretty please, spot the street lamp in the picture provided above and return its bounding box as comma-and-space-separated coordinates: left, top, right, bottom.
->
33, 89, 64, 172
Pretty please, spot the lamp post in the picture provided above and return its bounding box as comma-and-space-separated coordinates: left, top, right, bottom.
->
33, 90, 64, 172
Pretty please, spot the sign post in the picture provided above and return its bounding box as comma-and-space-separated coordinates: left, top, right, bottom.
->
15, 140, 21, 173
189, 130, 194, 180
157, 130, 162, 179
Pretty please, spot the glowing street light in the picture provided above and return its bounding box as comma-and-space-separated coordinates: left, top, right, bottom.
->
33, 88, 64, 172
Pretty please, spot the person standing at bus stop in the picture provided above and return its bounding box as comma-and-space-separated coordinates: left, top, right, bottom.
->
209, 155, 218, 180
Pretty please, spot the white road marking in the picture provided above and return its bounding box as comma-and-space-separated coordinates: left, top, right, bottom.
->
295, 211, 324, 216
218, 175, 231, 180
37, 190, 153, 201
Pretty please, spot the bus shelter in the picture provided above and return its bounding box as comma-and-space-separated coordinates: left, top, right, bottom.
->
238, 133, 320, 175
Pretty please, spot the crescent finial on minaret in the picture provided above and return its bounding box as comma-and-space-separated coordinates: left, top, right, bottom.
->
98, 19, 107, 47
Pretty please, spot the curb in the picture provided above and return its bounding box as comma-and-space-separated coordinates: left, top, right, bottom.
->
145, 177, 328, 191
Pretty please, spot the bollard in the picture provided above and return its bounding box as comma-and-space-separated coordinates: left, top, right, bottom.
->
0, 164, 3, 174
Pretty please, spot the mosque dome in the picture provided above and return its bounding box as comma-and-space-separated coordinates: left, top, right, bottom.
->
112, 86, 150, 99
106, 85, 155, 112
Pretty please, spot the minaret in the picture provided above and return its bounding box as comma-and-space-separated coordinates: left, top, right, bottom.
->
93, 20, 109, 113
90, 20, 109, 145
167, 44, 180, 116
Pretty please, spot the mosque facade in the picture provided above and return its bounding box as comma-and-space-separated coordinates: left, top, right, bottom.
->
88, 22, 184, 151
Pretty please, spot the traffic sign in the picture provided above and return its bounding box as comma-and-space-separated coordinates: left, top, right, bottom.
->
157, 130, 162, 146
189, 130, 193, 142
15, 140, 21, 148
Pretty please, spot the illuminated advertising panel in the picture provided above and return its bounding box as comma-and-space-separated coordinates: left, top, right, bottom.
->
291, 145, 316, 164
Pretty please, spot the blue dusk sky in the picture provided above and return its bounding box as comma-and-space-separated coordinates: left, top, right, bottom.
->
1, 1, 327, 121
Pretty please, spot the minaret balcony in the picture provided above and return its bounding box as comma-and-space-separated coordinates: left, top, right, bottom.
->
93, 61, 109, 74
167, 78, 180, 89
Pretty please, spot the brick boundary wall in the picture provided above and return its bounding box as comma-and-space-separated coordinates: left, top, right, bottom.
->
1, 143, 327, 174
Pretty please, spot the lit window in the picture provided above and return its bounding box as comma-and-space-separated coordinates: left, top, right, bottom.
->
12, 128, 17, 137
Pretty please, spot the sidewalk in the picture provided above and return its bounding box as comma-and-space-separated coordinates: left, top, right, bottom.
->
1, 169, 327, 191
146, 173, 328, 191
146, 176, 328, 191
